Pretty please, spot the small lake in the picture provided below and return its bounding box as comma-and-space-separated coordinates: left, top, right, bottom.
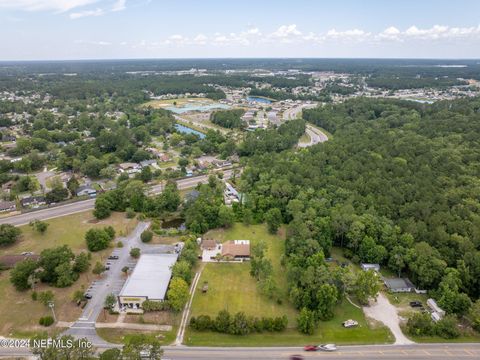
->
175, 124, 206, 139
247, 96, 272, 104
166, 103, 230, 114
161, 218, 186, 230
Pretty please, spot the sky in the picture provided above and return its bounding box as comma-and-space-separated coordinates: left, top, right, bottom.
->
1, 0, 480, 60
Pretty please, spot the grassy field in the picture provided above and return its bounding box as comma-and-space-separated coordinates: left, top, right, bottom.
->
0, 211, 137, 336
143, 97, 213, 108
96, 328, 177, 345
185, 299, 393, 346
185, 223, 393, 346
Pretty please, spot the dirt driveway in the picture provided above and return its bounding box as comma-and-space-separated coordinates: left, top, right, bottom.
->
363, 292, 414, 345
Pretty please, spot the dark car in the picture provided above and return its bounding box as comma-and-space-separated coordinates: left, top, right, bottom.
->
84, 294, 92, 299
108, 255, 119, 260
290, 356, 304, 360
410, 301, 423, 308
105, 266, 110, 270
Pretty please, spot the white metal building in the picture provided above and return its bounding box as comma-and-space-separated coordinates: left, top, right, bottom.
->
118, 253, 178, 310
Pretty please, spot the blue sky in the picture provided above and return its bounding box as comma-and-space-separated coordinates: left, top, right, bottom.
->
1, 0, 480, 60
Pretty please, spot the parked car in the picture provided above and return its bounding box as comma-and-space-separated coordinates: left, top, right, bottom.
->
318, 344, 337, 352
84, 294, 92, 299
290, 355, 304, 360
108, 255, 119, 260
303, 345, 318, 351
343, 319, 359, 328
410, 301, 423, 308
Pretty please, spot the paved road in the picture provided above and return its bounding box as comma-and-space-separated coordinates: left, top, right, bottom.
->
64, 221, 181, 347
0, 170, 234, 227
298, 125, 329, 148
161, 344, 480, 359
0, 343, 479, 359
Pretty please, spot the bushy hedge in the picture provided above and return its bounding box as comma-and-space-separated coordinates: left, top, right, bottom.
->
189, 310, 288, 335
39, 316, 54, 327
142, 300, 170, 312
406, 313, 460, 339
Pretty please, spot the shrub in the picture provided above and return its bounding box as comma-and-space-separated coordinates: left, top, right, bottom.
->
39, 316, 54, 327
130, 248, 140, 258
125, 208, 136, 219
141, 230, 153, 243
117, 241, 124, 248
435, 315, 460, 339
406, 312, 435, 336
31, 291, 38, 301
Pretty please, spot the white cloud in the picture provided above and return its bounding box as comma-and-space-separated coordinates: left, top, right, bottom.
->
270, 24, 302, 39
111, 0, 125, 12
193, 34, 208, 45
0, 0, 97, 12
69, 7, 103, 18
324, 28, 370, 41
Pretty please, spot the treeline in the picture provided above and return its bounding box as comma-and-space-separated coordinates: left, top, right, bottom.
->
210, 109, 246, 129
238, 119, 306, 156
366, 76, 466, 90
249, 88, 329, 102
94, 180, 180, 219
237, 97, 480, 317
190, 310, 288, 335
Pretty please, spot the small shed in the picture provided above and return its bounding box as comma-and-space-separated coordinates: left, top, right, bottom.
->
361, 263, 380, 272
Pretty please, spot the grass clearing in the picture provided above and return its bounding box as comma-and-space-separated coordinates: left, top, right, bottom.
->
143, 97, 213, 108
185, 223, 393, 346
0, 211, 137, 336
96, 328, 177, 345
186, 299, 393, 346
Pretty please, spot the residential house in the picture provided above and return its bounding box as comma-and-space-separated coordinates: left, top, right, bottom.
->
0, 200, 16, 212
20, 196, 46, 209
221, 240, 250, 260
201, 239, 218, 251
384, 278, 415, 293
118, 162, 141, 174
76, 185, 97, 197
140, 160, 157, 168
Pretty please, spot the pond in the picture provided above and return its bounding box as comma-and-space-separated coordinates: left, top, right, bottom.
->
174, 123, 206, 139
161, 218, 186, 230
247, 96, 272, 104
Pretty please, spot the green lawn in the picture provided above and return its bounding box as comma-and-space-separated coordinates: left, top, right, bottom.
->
186, 299, 393, 346
0, 211, 137, 336
96, 328, 177, 345
185, 223, 394, 346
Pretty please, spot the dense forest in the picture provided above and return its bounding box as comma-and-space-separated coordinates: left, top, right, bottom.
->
210, 109, 246, 129
238, 97, 480, 317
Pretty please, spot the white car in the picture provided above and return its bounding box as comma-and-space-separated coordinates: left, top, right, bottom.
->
343, 319, 359, 328
318, 344, 337, 352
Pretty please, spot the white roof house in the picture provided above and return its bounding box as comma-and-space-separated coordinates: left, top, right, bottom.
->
119, 253, 178, 302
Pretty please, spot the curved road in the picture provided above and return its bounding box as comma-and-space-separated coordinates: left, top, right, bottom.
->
298, 124, 329, 148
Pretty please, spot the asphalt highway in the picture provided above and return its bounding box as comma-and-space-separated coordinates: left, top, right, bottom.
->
0, 343, 479, 359
0, 170, 234, 227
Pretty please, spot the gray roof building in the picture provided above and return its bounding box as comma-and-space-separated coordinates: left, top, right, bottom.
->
119, 253, 178, 302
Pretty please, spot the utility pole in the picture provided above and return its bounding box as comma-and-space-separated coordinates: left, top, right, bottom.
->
48, 302, 56, 322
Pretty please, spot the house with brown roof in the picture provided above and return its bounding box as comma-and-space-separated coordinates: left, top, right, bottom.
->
0, 200, 16, 212
221, 240, 250, 260
201, 239, 217, 251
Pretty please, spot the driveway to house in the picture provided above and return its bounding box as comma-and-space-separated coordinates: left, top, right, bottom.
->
363, 292, 413, 345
